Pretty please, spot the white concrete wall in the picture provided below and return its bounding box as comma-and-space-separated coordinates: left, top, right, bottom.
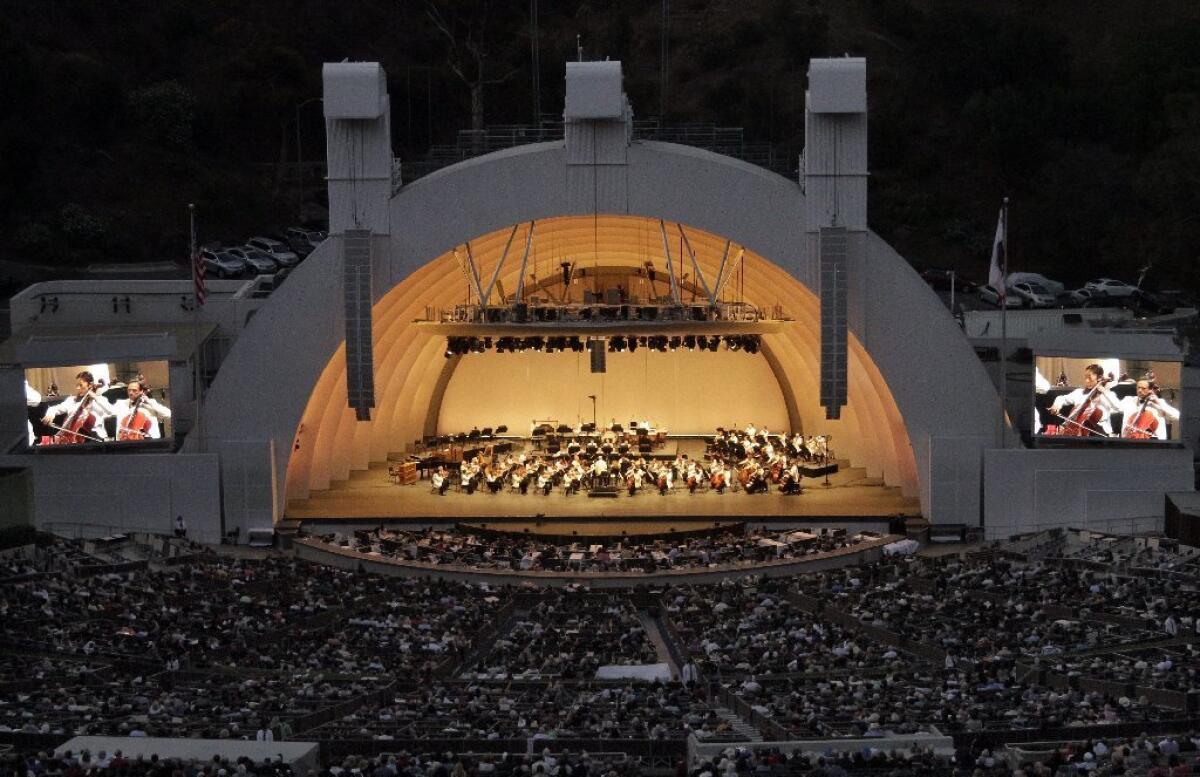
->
0, 451, 222, 543
983, 447, 1194, 539
9, 279, 267, 340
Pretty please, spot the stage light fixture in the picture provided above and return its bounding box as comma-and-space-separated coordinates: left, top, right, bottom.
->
683, 335, 696, 350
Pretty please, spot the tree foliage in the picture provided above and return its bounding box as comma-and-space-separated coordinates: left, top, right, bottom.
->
0, 0, 1196, 293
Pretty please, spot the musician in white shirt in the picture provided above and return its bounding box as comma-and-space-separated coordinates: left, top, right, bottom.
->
1118, 380, 1179, 440
41, 371, 115, 442
25, 381, 41, 446
111, 380, 171, 440
432, 466, 450, 495
1049, 364, 1120, 436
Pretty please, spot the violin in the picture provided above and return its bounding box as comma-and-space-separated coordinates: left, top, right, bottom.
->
1122, 396, 1160, 440
1054, 376, 1112, 437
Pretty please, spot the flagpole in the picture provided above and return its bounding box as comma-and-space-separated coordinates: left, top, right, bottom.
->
999, 197, 1009, 448
189, 203, 203, 454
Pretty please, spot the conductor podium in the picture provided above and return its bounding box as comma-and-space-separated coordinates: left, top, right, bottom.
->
588, 472, 619, 498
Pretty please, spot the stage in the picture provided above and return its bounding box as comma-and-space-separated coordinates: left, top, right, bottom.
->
284, 445, 922, 523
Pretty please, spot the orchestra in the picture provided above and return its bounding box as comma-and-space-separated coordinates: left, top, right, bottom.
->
423, 424, 833, 498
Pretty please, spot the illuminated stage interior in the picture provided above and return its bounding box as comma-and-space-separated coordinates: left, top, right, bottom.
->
284, 439, 920, 522
285, 215, 922, 525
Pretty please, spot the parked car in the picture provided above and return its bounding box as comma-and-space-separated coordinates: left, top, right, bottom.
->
978, 284, 1022, 308
246, 236, 300, 267
1131, 289, 1176, 315
1007, 272, 1065, 296
1007, 281, 1057, 308
1085, 278, 1138, 298
285, 227, 327, 257
226, 247, 278, 274
919, 267, 976, 292
199, 248, 246, 278
1061, 287, 1095, 306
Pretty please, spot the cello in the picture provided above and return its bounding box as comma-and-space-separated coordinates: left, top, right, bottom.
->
1054, 376, 1112, 437
117, 375, 156, 441
117, 406, 155, 440
1122, 396, 1159, 440
44, 378, 106, 445
709, 464, 728, 493
117, 398, 154, 441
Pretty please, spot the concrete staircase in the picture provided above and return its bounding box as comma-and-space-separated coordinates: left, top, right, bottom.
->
711, 705, 765, 742
637, 610, 678, 677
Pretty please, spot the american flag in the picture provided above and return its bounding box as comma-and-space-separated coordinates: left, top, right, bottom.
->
192, 247, 206, 307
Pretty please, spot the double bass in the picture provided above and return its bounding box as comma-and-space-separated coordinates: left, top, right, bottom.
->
1054, 376, 1112, 437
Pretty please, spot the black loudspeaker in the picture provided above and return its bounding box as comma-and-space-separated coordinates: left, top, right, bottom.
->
513, 303, 529, 323
589, 340, 606, 373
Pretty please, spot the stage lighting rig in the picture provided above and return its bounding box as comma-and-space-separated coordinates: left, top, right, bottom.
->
443, 333, 761, 357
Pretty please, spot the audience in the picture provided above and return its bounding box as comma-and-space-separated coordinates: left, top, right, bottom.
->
467, 592, 658, 679
311, 526, 874, 575
3, 528, 1200, 777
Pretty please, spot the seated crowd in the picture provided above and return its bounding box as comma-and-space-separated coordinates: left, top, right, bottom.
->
0, 751, 297, 777
312, 526, 875, 574
665, 579, 906, 676
312, 683, 733, 741
465, 593, 658, 679
2, 530, 1200, 776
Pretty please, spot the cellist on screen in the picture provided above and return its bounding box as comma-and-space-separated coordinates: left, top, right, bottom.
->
40, 371, 113, 444
1049, 364, 1120, 437
113, 378, 172, 441
1119, 379, 1179, 441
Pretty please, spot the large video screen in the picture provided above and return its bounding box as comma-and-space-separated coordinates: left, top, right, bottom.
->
1033, 357, 1182, 442
24, 361, 174, 448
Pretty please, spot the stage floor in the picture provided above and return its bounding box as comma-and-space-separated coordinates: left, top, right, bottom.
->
285, 454, 922, 522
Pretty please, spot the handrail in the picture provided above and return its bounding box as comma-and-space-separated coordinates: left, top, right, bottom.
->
293, 534, 899, 587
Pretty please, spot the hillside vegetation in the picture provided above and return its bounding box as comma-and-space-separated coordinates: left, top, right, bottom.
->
1, 0, 1198, 291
